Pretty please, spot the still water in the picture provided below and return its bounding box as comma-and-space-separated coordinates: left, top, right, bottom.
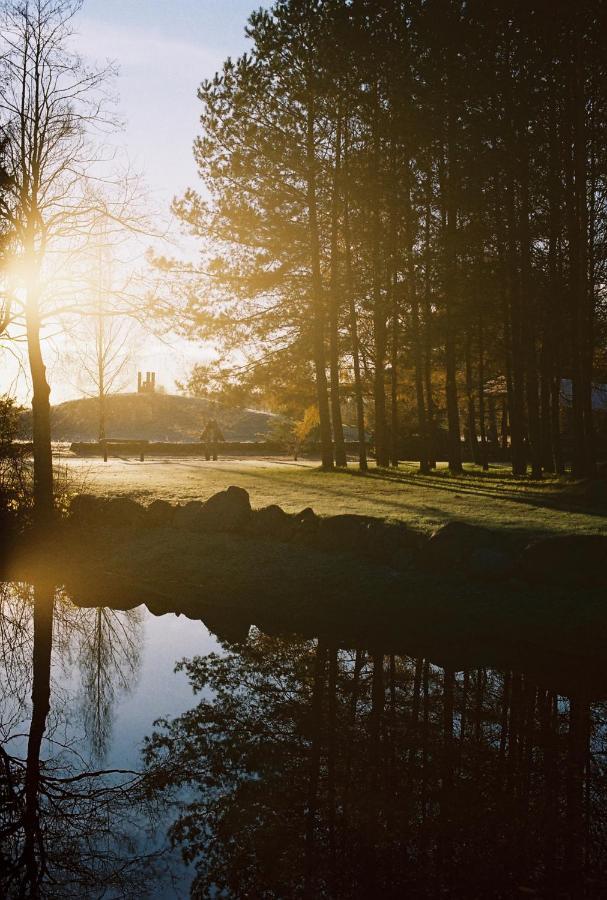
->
1, 580, 606, 898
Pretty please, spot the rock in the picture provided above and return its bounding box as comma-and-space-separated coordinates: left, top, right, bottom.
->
202, 610, 252, 644
365, 520, 421, 564
197, 486, 252, 532
291, 507, 320, 544
247, 505, 294, 539
390, 547, 416, 572
104, 496, 145, 528
173, 501, 204, 530
518, 534, 607, 586
467, 547, 514, 581
294, 507, 318, 526
145, 499, 175, 527
318, 514, 375, 554
424, 521, 497, 570
69, 494, 108, 523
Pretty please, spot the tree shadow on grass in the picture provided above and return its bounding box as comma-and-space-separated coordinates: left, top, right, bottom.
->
336, 464, 607, 522
243, 460, 605, 531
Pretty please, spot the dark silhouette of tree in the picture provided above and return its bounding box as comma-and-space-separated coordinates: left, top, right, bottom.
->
143, 628, 605, 898
0, 583, 156, 897
170, 0, 607, 477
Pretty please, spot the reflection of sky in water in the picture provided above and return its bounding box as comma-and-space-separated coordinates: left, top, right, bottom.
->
0, 585, 221, 898
4, 581, 607, 897
106, 611, 219, 769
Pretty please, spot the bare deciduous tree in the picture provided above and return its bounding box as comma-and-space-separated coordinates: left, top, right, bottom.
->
0, 0, 144, 522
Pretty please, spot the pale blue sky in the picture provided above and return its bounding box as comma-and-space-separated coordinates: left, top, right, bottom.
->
3, 1, 263, 402
79, 0, 259, 206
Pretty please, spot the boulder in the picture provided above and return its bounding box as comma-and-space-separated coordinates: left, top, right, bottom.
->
69, 493, 108, 524
467, 547, 514, 581
173, 501, 204, 530
202, 610, 252, 644
247, 504, 294, 539
318, 514, 375, 554
390, 547, 416, 572
424, 521, 497, 570
197, 486, 252, 532
145, 499, 175, 527
294, 507, 318, 526
104, 496, 145, 528
364, 520, 421, 564
518, 534, 607, 586
291, 507, 320, 544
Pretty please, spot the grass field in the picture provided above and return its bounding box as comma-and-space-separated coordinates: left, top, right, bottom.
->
57, 453, 607, 540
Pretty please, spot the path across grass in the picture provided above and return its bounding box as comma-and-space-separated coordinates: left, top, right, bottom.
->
58, 455, 607, 540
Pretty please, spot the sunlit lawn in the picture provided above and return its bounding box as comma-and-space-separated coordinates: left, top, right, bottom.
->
58, 454, 607, 540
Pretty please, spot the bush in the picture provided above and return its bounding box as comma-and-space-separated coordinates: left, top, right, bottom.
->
0, 394, 31, 506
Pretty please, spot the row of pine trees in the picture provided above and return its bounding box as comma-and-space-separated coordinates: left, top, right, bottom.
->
176, 0, 607, 477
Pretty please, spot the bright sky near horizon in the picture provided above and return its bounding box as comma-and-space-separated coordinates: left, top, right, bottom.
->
2, 0, 260, 404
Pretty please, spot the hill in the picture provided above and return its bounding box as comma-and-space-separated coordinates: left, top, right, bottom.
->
22, 393, 280, 442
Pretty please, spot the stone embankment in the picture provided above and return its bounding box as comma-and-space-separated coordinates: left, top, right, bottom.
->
68, 485, 607, 589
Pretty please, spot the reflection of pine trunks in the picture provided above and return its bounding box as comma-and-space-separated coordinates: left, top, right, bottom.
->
143, 633, 607, 897
497, 670, 511, 789
343, 648, 364, 822
438, 667, 455, 892
540, 690, 559, 895
23, 583, 54, 890
304, 640, 327, 898
474, 668, 485, 745
565, 694, 590, 891
326, 645, 338, 894
362, 650, 384, 897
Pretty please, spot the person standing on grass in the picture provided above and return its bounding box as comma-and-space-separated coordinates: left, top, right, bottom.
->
200, 419, 225, 461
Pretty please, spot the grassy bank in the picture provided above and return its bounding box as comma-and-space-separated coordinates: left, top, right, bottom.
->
59, 455, 607, 540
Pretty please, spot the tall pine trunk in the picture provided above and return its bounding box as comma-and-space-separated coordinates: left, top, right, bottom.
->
344, 125, 368, 472
519, 137, 543, 478
329, 112, 347, 467
444, 57, 462, 474
306, 96, 334, 470
370, 81, 389, 468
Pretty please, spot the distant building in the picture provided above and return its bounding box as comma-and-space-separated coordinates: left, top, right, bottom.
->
485, 376, 607, 412
137, 371, 156, 394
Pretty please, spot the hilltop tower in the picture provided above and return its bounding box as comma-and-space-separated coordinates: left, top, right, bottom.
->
137, 371, 156, 394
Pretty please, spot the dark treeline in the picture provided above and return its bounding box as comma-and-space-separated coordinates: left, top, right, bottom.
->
144, 632, 607, 898
175, 0, 607, 476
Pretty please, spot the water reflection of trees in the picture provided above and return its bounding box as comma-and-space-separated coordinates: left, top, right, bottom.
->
73, 605, 142, 760
144, 630, 607, 898
0, 583, 153, 897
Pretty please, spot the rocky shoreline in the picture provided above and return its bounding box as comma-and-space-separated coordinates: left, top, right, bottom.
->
66, 484, 607, 589
3, 484, 607, 695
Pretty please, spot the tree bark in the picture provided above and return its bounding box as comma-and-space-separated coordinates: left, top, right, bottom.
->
370, 81, 389, 468
443, 34, 463, 474
26, 271, 54, 526
329, 111, 347, 467
306, 95, 334, 470
343, 125, 368, 472
23, 583, 54, 890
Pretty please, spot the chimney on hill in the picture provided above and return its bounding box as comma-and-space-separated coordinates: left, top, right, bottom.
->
137, 371, 156, 394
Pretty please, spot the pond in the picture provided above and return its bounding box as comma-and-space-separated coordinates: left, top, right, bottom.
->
1, 578, 607, 898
